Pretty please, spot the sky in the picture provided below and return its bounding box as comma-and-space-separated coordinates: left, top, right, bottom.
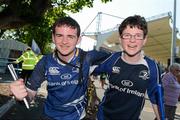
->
68, 0, 180, 50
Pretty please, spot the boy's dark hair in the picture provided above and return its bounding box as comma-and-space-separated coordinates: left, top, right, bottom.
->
52, 16, 81, 37
118, 15, 148, 39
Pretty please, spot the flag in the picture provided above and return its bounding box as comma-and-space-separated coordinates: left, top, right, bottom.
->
31, 39, 41, 54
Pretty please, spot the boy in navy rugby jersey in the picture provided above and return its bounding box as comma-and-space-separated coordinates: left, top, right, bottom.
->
93, 15, 161, 120
9, 16, 109, 120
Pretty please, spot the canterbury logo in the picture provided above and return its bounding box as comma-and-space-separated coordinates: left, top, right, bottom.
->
112, 66, 121, 73
49, 67, 60, 75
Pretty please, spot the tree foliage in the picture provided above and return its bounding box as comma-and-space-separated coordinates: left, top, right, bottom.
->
0, 0, 112, 54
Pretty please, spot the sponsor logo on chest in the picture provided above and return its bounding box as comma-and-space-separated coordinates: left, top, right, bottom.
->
60, 73, 72, 80
121, 80, 133, 87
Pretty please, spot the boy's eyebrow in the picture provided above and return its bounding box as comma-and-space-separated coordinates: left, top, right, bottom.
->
55, 33, 77, 38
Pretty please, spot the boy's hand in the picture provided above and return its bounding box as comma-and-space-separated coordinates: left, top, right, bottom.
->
9, 79, 28, 101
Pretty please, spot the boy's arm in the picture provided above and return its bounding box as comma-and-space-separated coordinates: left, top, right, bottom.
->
26, 55, 46, 90
91, 52, 119, 76
88, 50, 111, 65
147, 83, 162, 120
27, 88, 37, 101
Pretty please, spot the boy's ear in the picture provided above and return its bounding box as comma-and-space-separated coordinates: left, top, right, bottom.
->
77, 36, 82, 44
143, 36, 148, 46
52, 34, 55, 43
119, 37, 122, 44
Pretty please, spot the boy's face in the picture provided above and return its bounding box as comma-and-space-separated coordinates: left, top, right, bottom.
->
52, 25, 81, 58
119, 25, 147, 57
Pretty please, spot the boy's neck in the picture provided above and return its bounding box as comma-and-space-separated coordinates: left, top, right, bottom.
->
56, 49, 77, 63
122, 51, 144, 64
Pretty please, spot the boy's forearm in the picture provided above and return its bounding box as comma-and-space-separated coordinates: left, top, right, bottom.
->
26, 88, 37, 102
152, 104, 160, 120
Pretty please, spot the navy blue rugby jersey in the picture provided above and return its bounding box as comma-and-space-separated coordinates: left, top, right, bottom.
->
93, 52, 159, 120
26, 48, 109, 120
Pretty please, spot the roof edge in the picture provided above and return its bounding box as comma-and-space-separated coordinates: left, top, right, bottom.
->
146, 12, 172, 22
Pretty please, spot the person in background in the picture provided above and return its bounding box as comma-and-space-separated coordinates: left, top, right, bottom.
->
162, 63, 180, 120
161, 67, 169, 78
177, 74, 180, 102
37, 54, 43, 61
14, 47, 38, 84
92, 15, 161, 120
9, 16, 109, 120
